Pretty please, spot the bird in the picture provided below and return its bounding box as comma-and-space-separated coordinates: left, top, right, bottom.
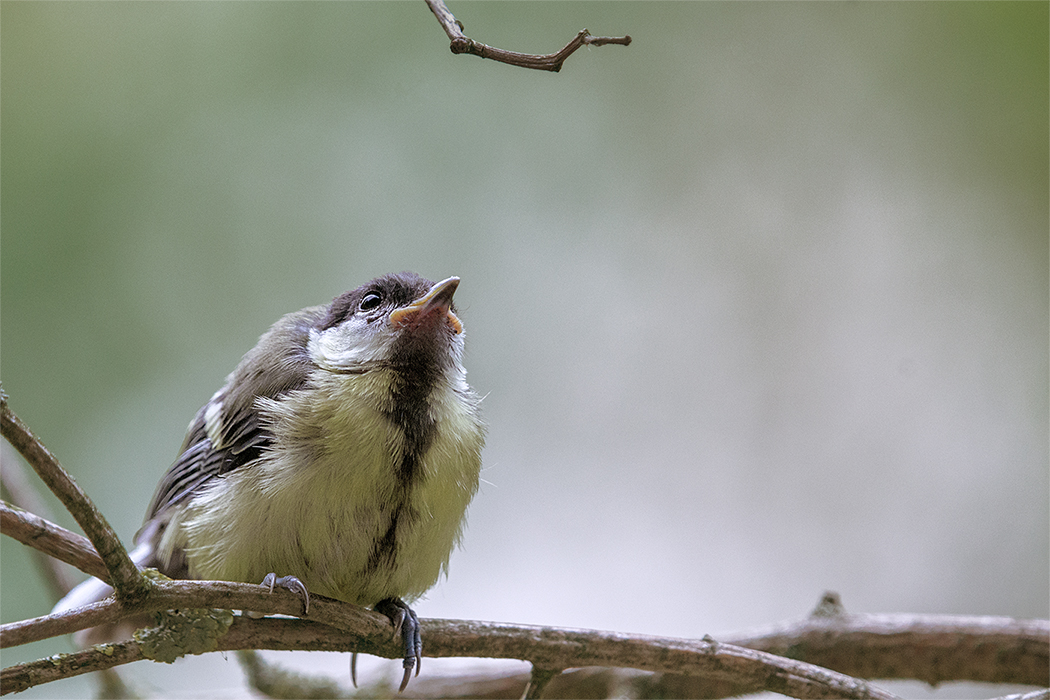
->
54, 272, 485, 691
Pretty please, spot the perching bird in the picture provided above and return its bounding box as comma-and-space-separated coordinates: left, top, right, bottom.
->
54, 272, 485, 691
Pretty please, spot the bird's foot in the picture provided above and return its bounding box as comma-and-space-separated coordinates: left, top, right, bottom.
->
260, 573, 310, 616
375, 598, 421, 693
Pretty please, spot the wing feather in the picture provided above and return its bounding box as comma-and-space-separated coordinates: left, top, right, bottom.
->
142, 306, 324, 522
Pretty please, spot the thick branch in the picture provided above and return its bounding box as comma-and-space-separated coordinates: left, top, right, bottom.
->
1, 562, 899, 699
1, 402, 1045, 698
11, 580, 883, 699
4, 586, 1047, 698
424, 0, 630, 72
0, 578, 388, 649
2, 616, 899, 700
249, 621, 901, 700
724, 606, 1050, 688
0, 395, 148, 604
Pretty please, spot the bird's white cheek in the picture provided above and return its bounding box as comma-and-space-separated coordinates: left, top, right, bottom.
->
308, 324, 392, 371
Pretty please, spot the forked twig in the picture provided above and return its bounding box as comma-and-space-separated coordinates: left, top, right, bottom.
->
0, 394, 148, 604
424, 0, 630, 72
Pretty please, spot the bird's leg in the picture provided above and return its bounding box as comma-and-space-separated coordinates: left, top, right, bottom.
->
374, 597, 422, 692
260, 573, 310, 616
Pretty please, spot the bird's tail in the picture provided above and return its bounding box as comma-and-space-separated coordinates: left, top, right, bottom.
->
51, 540, 155, 615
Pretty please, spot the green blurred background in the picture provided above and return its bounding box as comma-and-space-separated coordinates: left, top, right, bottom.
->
2, 2, 1047, 698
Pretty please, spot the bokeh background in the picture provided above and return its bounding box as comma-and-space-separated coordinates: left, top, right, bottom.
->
2, 3, 1047, 698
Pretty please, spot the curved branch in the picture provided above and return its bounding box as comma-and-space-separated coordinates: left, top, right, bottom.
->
0, 395, 148, 604
424, 0, 630, 72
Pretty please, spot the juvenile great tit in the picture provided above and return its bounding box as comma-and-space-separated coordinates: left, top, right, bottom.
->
54, 272, 485, 690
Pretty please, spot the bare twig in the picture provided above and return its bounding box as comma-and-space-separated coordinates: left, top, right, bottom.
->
1, 599, 121, 651
0, 501, 110, 582
0, 394, 148, 604
1, 450, 135, 697
1, 638, 143, 694
424, 0, 630, 72
0, 447, 80, 598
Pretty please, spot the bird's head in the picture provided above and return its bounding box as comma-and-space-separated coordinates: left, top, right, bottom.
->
308, 272, 465, 375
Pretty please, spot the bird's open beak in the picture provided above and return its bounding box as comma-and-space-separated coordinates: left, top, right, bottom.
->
389, 276, 463, 334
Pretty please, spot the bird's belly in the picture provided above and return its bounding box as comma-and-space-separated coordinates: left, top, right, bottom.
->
175, 422, 479, 606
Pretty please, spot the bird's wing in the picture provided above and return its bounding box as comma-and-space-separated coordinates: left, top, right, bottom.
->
142, 306, 324, 522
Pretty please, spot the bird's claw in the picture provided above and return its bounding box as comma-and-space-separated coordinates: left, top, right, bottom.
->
375, 598, 422, 693
260, 573, 310, 616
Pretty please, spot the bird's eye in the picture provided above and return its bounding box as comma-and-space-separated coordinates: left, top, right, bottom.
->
359, 292, 382, 312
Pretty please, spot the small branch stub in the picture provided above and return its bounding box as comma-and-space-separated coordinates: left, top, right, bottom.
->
524, 665, 563, 699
